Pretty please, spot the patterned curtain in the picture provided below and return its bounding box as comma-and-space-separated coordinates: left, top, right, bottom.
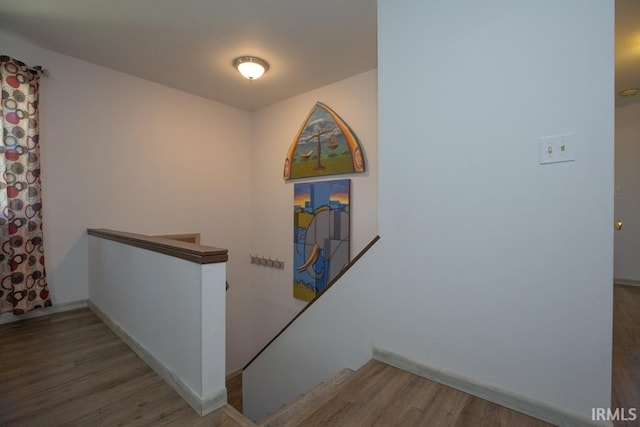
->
0, 55, 51, 314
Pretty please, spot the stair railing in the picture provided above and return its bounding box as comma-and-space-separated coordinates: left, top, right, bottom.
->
243, 235, 380, 371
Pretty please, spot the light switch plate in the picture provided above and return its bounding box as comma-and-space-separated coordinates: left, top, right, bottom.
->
539, 133, 575, 165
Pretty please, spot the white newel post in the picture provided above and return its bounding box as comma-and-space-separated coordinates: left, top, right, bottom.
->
201, 262, 227, 408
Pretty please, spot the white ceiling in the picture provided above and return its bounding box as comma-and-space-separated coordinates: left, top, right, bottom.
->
0, 0, 377, 111
616, 0, 640, 107
1, 1, 638, 109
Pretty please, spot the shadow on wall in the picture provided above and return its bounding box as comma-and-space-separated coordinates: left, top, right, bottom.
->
48, 232, 90, 303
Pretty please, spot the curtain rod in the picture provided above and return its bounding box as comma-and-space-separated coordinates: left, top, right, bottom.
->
33, 65, 49, 77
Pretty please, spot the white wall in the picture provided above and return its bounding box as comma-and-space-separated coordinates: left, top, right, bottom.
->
0, 31, 252, 323
614, 102, 640, 282
225, 70, 378, 372
0, 29, 377, 375
376, 0, 613, 418
245, 0, 613, 423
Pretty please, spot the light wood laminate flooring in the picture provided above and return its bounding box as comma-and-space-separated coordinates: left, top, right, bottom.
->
612, 284, 640, 427
2, 285, 638, 426
0, 308, 251, 426
285, 359, 551, 427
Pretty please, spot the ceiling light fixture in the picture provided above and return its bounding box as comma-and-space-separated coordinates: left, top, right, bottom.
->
233, 56, 269, 80
618, 88, 640, 98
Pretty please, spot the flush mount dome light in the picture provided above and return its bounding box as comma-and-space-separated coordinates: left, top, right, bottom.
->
618, 88, 640, 97
233, 56, 269, 80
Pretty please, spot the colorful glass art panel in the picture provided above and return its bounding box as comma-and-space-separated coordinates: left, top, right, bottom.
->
293, 179, 350, 301
284, 102, 364, 180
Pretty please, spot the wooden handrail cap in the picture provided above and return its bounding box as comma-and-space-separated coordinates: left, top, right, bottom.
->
87, 228, 228, 264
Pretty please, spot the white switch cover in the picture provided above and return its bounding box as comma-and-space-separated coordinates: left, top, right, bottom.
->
539, 133, 575, 165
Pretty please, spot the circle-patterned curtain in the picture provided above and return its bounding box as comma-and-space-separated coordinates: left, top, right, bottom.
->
0, 55, 51, 314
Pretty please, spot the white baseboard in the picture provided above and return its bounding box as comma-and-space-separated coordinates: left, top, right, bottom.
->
614, 278, 640, 287
373, 347, 612, 427
0, 299, 88, 325
89, 301, 227, 416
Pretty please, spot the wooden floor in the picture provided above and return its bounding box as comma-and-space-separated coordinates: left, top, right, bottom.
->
280, 360, 551, 427
612, 284, 640, 427
2, 285, 638, 426
250, 284, 640, 426
227, 372, 243, 413
0, 308, 251, 426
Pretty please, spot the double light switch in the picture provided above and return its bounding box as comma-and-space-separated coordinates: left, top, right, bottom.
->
539, 133, 575, 165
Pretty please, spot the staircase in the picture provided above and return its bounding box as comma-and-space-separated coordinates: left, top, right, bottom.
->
258, 368, 355, 426
250, 360, 551, 427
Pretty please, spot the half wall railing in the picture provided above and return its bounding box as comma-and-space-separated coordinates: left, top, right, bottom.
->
87, 228, 228, 416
